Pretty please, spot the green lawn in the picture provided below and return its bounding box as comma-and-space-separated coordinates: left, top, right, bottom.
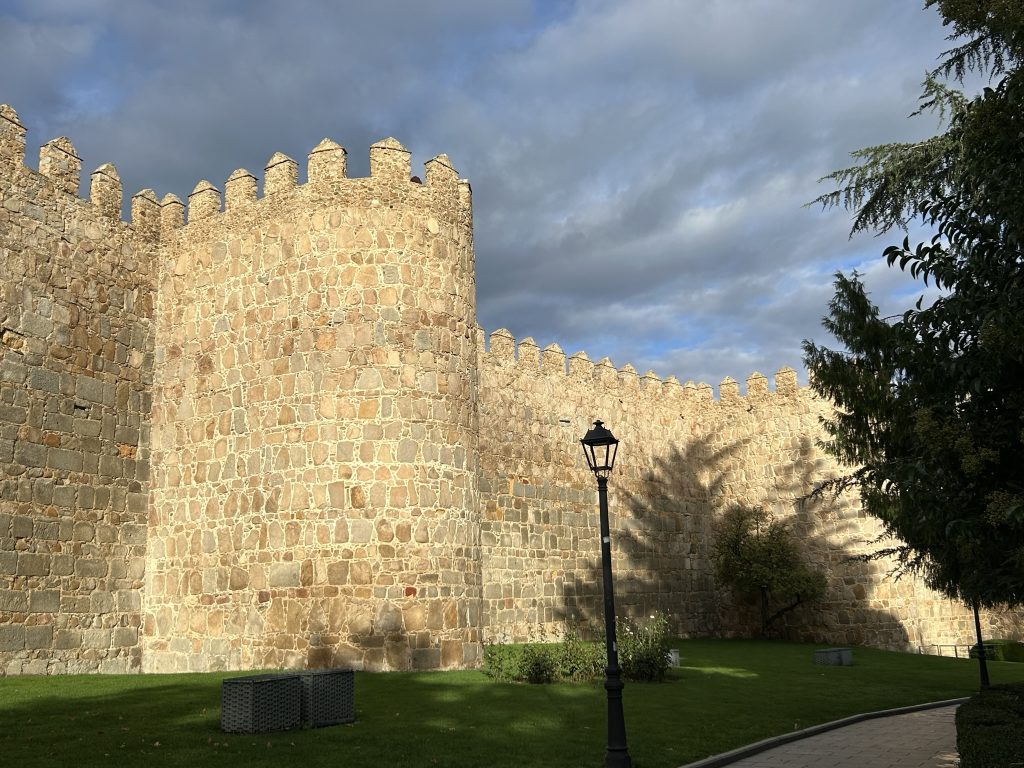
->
2, 640, 1022, 768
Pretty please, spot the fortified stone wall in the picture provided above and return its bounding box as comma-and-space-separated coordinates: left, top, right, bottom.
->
145, 137, 480, 672
477, 329, 1009, 651
0, 106, 154, 674
0, 101, 1018, 677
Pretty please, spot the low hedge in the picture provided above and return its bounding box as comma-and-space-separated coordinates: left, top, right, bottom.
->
968, 639, 1024, 663
956, 682, 1024, 768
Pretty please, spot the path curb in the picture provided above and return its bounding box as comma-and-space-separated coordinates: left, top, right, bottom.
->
676, 697, 969, 768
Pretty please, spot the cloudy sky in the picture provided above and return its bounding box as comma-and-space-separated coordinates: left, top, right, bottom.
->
1, 0, 971, 388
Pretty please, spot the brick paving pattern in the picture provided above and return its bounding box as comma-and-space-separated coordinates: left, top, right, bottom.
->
720, 705, 959, 768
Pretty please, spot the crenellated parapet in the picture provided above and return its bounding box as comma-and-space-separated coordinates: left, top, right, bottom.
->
0, 104, 472, 244
479, 326, 809, 411
154, 138, 471, 240
0, 103, 159, 241
0, 103, 26, 176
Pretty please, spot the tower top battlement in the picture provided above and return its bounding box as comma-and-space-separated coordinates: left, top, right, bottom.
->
0, 103, 471, 239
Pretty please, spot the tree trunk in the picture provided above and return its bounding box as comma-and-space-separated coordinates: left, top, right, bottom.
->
973, 600, 990, 690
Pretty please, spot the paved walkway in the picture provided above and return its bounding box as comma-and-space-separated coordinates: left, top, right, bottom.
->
682, 703, 962, 768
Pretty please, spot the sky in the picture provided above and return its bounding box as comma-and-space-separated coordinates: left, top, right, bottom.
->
0, 0, 974, 389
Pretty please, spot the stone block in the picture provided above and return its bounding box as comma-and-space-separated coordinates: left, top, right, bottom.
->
0, 588, 27, 611
376, 602, 403, 633
349, 519, 372, 543
20, 312, 53, 338
73, 520, 95, 541
31, 478, 55, 505
126, 493, 147, 515
48, 447, 83, 471
74, 558, 108, 577
327, 561, 348, 585
13, 440, 46, 468
116, 589, 142, 611
0, 551, 18, 574
0, 402, 27, 424
75, 375, 106, 403
12, 515, 33, 538
113, 627, 139, 647
441, 639, 463, 668
51, 484, 77, 508
25, 624, 53, 649
229, 566, 249, 590
0, 625, 26, 651
82, 628, 111, 649
411, 648, 440, 670
90, 591, 114, 613
17, 552, 50, 576
28, 590, 60, 612
269, 562, 300, 587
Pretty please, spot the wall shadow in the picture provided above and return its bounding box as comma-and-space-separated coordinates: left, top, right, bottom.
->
558, 431, 915, 649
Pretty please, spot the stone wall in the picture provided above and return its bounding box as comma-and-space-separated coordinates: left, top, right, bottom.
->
0, 106, 154, 674
143, 138, 481, 672
0, 100, 1018, 677
477, 329, 1012, 651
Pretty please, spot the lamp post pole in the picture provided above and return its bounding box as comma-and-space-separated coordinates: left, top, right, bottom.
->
580, 420, 631, 768
597, 474, 631, 768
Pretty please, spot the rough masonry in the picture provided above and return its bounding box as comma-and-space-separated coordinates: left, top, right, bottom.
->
0, 103, 1018, 675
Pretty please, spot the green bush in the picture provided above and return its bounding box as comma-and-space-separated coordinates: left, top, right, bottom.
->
482, 616, 672, 684
482, 642, 526, 682
969, 639, 1024, 663
956, 682, 1024, 768
558, 628, 605, 682
617, 613, 672, 682
522, 645, 557, 684
483, 626, 604, 684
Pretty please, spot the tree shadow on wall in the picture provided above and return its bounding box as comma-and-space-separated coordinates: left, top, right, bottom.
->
559, 433, 917, 649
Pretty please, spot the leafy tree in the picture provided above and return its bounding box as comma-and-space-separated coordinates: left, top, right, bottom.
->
710, 505, 827, 638
804, 0, 1024, 628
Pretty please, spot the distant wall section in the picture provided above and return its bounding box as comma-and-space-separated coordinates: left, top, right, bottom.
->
476, 328, 1005, 650
0, 106, 154, 674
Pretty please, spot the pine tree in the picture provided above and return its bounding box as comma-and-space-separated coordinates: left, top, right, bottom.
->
804, 1, 1024, 613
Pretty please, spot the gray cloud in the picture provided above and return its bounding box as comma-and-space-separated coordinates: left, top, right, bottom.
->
1, 0, 960, 387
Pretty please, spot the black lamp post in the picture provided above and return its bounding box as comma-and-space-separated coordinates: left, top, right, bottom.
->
580, 420, 632, 768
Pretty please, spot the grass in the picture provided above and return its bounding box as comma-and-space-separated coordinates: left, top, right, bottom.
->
2, 639, 1023, 768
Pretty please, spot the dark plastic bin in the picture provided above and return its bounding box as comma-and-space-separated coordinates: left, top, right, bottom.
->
297, 669, 355, 727
221, 673, 302, 733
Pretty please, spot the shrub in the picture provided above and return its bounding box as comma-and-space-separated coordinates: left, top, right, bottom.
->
956, 682, 1024, 768
558, 628, 604, 682
968, 639, 1024, 663
617, 613, 672, 682
482, 642, 525, 682
710, 505, 827, 638
522, 645, 557, 684
482, 624, 605, 684
482, 618, 670, 684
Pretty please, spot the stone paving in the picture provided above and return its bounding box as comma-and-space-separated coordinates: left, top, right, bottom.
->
705, 704, 960, 768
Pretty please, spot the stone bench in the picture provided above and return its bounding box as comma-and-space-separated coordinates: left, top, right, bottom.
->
813, 648, 853, 666
221, 669, 355, 733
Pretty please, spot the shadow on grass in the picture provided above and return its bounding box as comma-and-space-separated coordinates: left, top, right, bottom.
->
0, 671, 610, 768
5, 641, 1024, 768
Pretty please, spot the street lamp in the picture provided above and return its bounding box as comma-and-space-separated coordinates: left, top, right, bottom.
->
580, 420, 632, 768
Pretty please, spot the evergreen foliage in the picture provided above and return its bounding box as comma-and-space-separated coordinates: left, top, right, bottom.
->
804, 1, 1024, 608
710, 506, 827, 637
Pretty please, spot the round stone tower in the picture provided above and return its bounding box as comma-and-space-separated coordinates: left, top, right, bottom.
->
144, 137, 480, 671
